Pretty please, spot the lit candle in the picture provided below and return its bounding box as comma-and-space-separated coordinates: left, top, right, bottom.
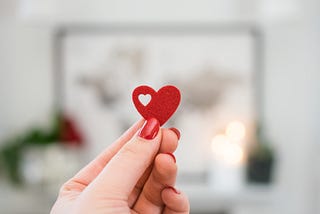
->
209, 121, 246, 193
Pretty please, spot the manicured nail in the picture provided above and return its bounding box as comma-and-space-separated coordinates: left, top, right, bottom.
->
167, 186, 181, 194
165, 152, 176, 163
138, 118, 160, 140
169, 127, 181, 140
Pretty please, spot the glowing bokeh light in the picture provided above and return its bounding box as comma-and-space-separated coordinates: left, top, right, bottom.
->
226, 121, 246, 142
220, 143, 244, 164
211, 134, 229, 154
211, 134, 244, 164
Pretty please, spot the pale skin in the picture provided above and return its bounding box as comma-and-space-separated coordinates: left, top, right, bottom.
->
51, 119, 190, 214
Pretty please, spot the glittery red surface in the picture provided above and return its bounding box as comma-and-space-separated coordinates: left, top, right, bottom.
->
132, 85, 181, 126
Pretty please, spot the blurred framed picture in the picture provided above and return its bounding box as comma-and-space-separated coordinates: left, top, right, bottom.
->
54, 24, 262, 182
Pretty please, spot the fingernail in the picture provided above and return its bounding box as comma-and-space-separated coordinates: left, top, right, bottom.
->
165, 152, 176, 163
169, 127, 180, 140
167, 186, 181, 194
138, 118, 160, 140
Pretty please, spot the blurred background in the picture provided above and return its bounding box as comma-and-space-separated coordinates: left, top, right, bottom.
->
0, 0, 320, 213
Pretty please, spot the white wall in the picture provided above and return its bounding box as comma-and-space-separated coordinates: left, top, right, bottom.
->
264, 1, 320, 213
0, 23, 53, 139
1, 0, 320, 213
0, 1, 55, 140
264, 25, 319, 214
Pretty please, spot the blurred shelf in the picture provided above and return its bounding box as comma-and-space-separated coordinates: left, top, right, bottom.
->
0, 181, 277, 214
0, 182, 56, 214
180, 184, 277, 213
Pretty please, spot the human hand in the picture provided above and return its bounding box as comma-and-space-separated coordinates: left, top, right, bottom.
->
50, 118, 189, 214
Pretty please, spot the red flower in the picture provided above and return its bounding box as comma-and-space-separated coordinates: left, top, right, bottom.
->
59, 115, 84, 146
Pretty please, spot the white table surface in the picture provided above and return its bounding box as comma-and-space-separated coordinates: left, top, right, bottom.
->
0, 182, 277, 214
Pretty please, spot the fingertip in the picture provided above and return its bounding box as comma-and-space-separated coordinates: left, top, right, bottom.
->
154, 153, 177, 179
169, 127, 181, 140
162, 187, 190, 213
164, 152, 176, 163
138, 118, 160, 140
159, 129, 179, 153
166, 186, 181, 194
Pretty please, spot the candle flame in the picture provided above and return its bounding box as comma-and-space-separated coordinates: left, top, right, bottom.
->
211, 134, 244, 164
226, 121, 246, 142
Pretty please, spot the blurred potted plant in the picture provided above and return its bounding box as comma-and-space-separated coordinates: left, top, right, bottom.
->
0, 111, 84, 185
246, 124, 275, 184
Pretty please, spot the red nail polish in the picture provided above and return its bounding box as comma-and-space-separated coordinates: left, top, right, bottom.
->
138, 118, 160, 140
169, 127, 181, 140
165, 152, 176, 163
167, 186, 181, 194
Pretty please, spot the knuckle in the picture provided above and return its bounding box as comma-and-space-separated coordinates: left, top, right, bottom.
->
119, 144, 138, 158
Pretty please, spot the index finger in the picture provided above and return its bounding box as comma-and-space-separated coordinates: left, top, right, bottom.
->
60, 119, 145, 194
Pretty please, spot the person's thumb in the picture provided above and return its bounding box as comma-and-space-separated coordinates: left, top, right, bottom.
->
87, 118, 161, 198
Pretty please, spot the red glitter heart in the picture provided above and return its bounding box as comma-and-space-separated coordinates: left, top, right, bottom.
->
132, 85, 181, 126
